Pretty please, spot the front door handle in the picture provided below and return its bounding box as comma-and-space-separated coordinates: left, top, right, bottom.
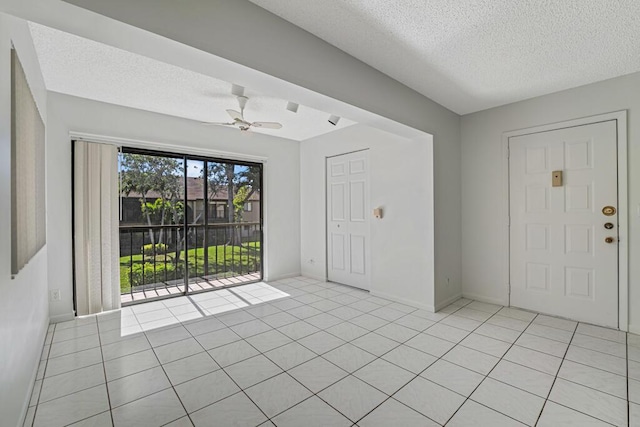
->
605, 237, 616, 244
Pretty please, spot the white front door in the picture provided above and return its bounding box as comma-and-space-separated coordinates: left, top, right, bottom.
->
509, 121, 618, 327
327, 150, 370, 290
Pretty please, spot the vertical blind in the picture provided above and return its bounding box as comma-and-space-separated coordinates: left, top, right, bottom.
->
11, 49, 46, 276
74, 140, 121, 315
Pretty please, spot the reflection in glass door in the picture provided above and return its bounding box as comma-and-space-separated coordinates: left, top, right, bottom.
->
118, 148, 263, 304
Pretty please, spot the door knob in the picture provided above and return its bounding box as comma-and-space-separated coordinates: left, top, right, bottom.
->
605, 237, 616, 244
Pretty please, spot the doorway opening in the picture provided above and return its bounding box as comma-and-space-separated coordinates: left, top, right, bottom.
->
118, 147, 263, 305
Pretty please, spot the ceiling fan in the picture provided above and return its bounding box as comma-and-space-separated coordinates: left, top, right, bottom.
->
203, 95, 282, 131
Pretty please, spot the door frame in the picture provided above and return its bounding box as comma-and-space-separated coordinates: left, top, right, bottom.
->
324, 149, 371, 289
501, 111, 628, 331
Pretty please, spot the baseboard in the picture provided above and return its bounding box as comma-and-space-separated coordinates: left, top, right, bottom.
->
434, 293, 463, 312
628, 324, 640, 335
461, 292, 508, 307
49, 312, 75, 323
300, 273, 327, 282
19, 316, 50, 427
369, 290, 434, 312
265, 272, 302, 282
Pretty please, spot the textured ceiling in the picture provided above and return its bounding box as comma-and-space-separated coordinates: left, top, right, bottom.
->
249, 0, 640, 114
29, 22, 355, 141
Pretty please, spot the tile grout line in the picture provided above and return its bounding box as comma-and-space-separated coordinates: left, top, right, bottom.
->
292, 298, 477, 425
342, 300, 478, 426
28, 322, 56, 427
207, 286, 455, 424
531, 320, 578, 426
95, 316, 117, 427
275, 299, 479, 425
188, 295, 623, 426
37, 280, 629, 427
173, 310, 274, 426
45, 284, 447, 426
171, 284, 627, 425
35, 280, 365, 426
142, 324, 198, 427
37, 318, 112, 427
532, 322, 626, 426
627, 332, 630, 427
436, 306, 538, 426
229, 291, 626, 421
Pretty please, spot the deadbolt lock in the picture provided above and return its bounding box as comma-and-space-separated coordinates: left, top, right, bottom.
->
605, 237, 616, 244
604, 222, 614, 230
602, 206, 616, 216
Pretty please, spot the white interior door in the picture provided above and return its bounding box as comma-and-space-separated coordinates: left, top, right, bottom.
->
327, 150, 370, 290
509, 121, 618, 328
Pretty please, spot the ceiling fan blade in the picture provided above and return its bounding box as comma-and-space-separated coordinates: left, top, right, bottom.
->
226, 109, 244, 121
252, 121, 282, 129
201, 122, 235, 126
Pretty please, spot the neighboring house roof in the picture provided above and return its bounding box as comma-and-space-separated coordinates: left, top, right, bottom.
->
122, 177, 260, 202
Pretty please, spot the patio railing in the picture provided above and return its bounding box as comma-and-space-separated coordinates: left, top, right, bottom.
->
119, 222, 262, 298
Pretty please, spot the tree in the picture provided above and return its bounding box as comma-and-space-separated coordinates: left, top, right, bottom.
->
120, 153, 183, 245
204, 162, 260, 245
233, 186, 250, 222
234, 165, 260, 213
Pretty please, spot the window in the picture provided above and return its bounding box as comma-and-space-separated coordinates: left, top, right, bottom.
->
244, 202, 252, 212
117, 148, 263, 303
216, 204, 226, 219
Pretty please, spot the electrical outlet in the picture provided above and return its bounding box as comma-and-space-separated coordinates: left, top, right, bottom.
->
50, 289, 61, 301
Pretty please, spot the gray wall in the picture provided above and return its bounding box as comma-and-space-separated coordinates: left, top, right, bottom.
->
0, 13, 50, 427
461, 72, 640, 331
62, 0, 463, 308
47, 92, 302, 321
301, 125, 436, 309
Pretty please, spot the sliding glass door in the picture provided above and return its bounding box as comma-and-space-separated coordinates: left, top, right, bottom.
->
118, 148, 263, 304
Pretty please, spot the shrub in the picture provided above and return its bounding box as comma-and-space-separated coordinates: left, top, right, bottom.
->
141, 243, 168, 254
129, 264, 156, 287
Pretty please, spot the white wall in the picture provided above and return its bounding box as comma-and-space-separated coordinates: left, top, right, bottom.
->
46, 92, 301, 321
300, 125, 437, 309
6, 0, 462, 308
0, 13, 50, 427
461, 72, 640, 330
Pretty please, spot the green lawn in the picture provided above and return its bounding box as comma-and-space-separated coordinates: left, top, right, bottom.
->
120, 243, 261, 293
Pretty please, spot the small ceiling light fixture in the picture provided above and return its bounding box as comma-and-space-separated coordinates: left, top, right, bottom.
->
286, 101, 299, 113
328, 114, 340, 126
231, 84, 245, 97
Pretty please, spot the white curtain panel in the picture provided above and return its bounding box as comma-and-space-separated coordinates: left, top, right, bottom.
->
74, 141, 121, 315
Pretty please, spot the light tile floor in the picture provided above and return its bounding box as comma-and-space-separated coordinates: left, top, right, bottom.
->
27, 277, 635, 426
